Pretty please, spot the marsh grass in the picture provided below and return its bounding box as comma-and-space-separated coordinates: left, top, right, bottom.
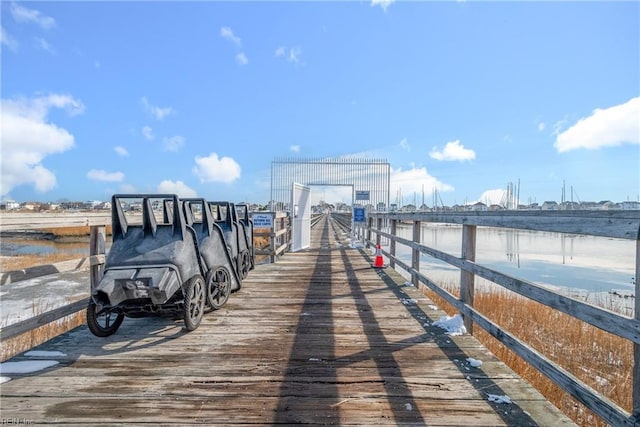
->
421, 282, 632, 427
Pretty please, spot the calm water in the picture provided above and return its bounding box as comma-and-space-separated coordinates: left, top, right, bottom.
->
387, 224, 636, 295
2, 227, 636, 295
0, 233, 90, 257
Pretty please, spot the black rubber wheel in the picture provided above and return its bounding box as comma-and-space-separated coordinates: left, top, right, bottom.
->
206, 267, 231, 309
183, 274, 205, 331
239, 251, 250, 279
86, 301, 124, 337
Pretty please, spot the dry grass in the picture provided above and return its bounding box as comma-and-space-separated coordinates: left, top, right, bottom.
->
1, 252, 84, 272
39, 225, 112, 237
421, 282, 632, 427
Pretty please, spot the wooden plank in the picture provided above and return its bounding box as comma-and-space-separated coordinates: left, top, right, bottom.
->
0, 215, 575, 426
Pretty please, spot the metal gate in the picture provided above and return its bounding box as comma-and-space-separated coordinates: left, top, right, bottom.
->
270, 157, 390, 212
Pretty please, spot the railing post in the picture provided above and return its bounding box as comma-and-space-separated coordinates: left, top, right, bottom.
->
89, 225, 106, 290
460, 224, 476, 334
390, 219, 397, 268
269, 212, 276, 263
376, 217, 383, 247
634, 238, 640, 420
366, 216, 373, 248
412, 220, 421, 287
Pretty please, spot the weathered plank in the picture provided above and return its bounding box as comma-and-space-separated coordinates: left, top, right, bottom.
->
0, 215, 575, 426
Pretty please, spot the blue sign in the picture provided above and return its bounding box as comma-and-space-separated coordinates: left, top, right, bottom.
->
353, 207, 366, 222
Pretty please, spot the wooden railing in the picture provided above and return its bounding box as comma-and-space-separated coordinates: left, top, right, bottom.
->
0, 225, 106, 343
252, 211, 290, 263
1, 212, 294, 343
360, 210, 640, 427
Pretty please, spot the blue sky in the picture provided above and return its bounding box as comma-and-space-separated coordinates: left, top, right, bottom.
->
1, 0, 638, 207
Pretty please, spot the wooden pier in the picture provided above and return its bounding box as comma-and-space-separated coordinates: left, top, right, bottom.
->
0, 215, 574, 425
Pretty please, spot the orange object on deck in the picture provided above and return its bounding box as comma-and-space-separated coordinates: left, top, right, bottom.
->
372, 244, 385, 268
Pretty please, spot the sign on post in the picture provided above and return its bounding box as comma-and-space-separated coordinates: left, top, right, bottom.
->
355, 190, 370, 201
353, 207, 366, 223
251, 213, 273, 228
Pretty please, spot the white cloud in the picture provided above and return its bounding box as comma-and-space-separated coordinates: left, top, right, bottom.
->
87, 169, 124, 182
10, 3, 56, 30
236, 52, 248, 65
390, 166, 454, 206
554, 97, 640, 153
429, 140, 476, 161
275, 46, 302, 64
34, 37, 55, 54
290, 145, 300, 153
114, 146, 129, 157
220, 27, 241, 47
1, 26, 18, 51
476, 189, 509, 206
192, 152, 241, 184
119, 183, 137, 193
537, 122, 546, 132
399, 138, 410, 151
142, 125, 154, 141
156, 180, 197, 198
141, 97, 174, 120
1, 94, 84, 196
371, 0, 395, 12
163, 135, 185, 152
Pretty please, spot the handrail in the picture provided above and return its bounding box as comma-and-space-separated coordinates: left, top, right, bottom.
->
365, 210, 640, 427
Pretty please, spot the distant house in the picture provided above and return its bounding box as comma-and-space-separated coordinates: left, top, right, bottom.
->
541, 201, 558, 210
470, 202, 487, 212
3, 200, 20, 210
488, 204, 503, 211
22, 202, 45, 211
619, 201, 640, 210
559, 201, 580, 210
579, 201, 599, 210
598, 200, 617, 210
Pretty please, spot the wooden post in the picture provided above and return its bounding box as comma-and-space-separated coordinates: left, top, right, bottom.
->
376, 217, 383, 247
269, 212, 276, 263
412, 220, 421, 287
390, 219, 397, 268
366, 216, 373, 249
634, 238, 640, 420
89, 225, 106, 290
460, 224, 476, 335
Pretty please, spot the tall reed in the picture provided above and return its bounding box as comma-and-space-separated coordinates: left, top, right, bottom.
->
421, 282, 632, 427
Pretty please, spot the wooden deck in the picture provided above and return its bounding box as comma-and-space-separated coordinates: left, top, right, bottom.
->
0, 215, 575, 426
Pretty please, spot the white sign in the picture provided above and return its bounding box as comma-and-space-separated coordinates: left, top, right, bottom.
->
252, 213, 273, 228
355, 190, 370, 201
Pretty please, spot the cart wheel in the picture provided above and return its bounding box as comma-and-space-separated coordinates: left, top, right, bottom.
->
240, 251, 250, 279
86, 301, 124, 337
206, 267, 231, 309
183, 274, 205, 331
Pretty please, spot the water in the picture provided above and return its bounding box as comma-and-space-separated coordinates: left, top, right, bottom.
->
1, 233, 90, 257
388, 223, 636, 296
2, 227, 636, 296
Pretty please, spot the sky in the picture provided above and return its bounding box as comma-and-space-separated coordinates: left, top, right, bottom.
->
1, 0, 638, 207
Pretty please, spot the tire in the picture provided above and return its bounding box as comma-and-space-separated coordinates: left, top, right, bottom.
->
206, 267, 231, 309
239, 251, 250, 279
86, 301, 124, 337
183, 274, 205, 331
